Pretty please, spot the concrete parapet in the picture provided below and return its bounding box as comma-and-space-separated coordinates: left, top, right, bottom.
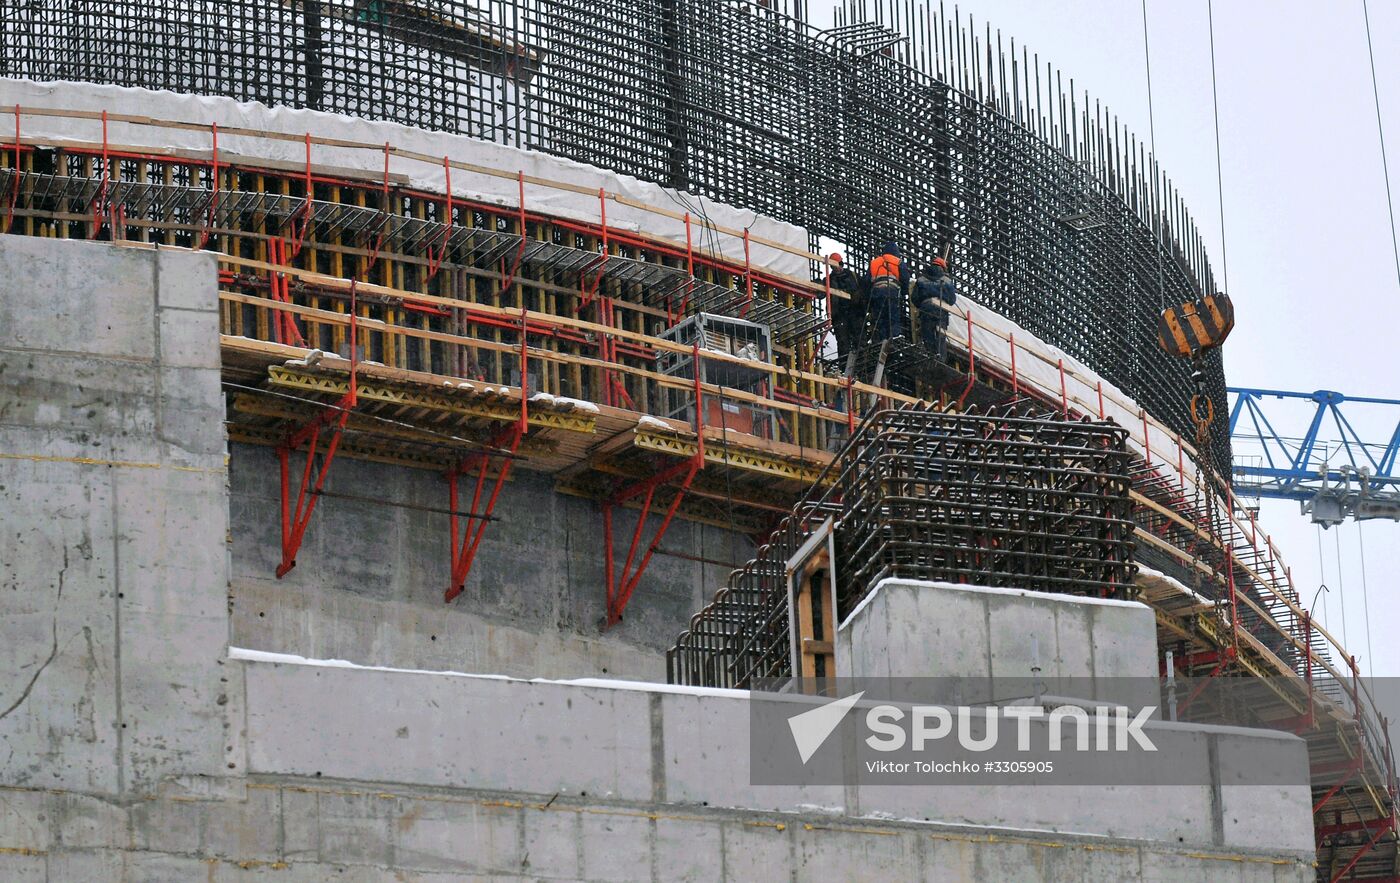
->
239, 651, 1315, 859
0, 235, 233, 798
836, 578, 1160, 706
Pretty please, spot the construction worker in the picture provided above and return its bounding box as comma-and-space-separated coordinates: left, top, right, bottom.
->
913, 257, 957, 360
866, 240, 910, 341
827, 253, 863, 366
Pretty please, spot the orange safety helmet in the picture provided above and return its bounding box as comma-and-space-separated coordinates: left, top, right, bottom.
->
829, 252, 843, 265
932, 256, 947, 268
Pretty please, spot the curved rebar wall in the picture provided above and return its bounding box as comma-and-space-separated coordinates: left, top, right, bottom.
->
0, 0, 1229, 472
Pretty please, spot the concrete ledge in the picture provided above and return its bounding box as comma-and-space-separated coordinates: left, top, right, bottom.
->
0, 776, 1316, 882
237, 651, 1315, 858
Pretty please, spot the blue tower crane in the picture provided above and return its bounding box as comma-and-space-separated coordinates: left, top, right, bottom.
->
1227, 387, 1400, 527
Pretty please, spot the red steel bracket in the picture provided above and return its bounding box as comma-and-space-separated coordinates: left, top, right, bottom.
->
443, 421, 524, 603
274, 281, 360, 578
196, 122, 219, 250
1326, 807, 1393, 882
444, 307, 532, 603
602, 342, 706, 627
1174, 645, 1235, 719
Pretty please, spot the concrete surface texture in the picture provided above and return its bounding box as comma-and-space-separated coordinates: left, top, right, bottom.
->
0, 235, 234, 798
229, 443, 749, 681
240, 653, 1315, 857
837, 578, 1161, 707
0, 236, 1314, 881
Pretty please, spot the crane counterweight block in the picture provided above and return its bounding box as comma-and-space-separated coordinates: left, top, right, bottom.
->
1157, 292, 1235, 359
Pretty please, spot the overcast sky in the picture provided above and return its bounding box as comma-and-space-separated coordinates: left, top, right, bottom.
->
810, 1, 1400, 677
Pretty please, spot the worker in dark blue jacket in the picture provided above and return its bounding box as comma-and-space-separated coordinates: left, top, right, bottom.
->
865, 240, 912, 341
913, 257, 957, 360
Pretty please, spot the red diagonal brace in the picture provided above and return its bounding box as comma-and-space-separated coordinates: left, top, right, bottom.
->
444, 421, 524, 603
286, 133, 315, 259
602, 342, 706, 627
1328, 810, 1394, 881
1314, 758, 1363, 815
602, 456, 701, 627
274, 280, 360, 578
1175, 646, 1234, 718
444, 307, 531, 602
268, 237, 307, 348
426, 156, 456, 281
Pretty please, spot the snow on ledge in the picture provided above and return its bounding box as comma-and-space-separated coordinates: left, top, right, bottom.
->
227, 647, 746, 698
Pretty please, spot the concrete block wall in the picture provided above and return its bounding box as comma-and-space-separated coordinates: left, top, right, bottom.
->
240, 654, 1316, 859
0, 236, 236, 797
229, 444, 750, 681
0, 774, 1314, 882
837, 578, 1160, 707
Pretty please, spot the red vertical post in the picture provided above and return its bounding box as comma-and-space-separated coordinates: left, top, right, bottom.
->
3, 104, 19, 235
1141, 410, 1151, 465
740, 228, 753, 317
955, 312, 976, 408
519, 304, 529, 429
1176, 434, 1185, 495
823, 257, 833, 338
1304, 609, 1314, 730
1227, 531, 1238, 647
1096, 381, 1105, 420
1383, 716, 1395, 796
693, 339, 706, 459
682, 212, 694, 316
1009, 333, 1018, 396
1352, 656, 1362, 724
92, 109, 110, 239
846, 376, 855, 434
197, 122, 220, 250
1057, 359, 1067, 415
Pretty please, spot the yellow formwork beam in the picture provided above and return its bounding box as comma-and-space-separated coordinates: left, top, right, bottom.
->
265, 366, 598, 434
632, 429, 830, 485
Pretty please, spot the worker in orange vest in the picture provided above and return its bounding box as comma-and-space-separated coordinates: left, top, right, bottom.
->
865, 241, 911, 340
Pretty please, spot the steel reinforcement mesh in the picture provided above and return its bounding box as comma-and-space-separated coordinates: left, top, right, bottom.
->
0, 0, 1230, 476
666, 405, 1135, 689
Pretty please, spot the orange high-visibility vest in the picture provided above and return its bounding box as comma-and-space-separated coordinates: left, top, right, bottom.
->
869, 254, 902, 292
869, 253, 900, 278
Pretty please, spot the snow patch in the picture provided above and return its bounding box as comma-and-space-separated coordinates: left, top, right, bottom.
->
227, 647, 748, 698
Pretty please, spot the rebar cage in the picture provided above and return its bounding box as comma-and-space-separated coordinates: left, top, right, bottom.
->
0, 0, 1229, 477
666, 403, 1136, 689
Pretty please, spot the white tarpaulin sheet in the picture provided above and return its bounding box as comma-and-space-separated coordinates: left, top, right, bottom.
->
952, 297, 1202, 493
0, 78, 812, 280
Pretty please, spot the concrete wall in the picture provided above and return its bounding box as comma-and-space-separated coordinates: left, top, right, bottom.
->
0, 235, 235, 797
0, 771, 1314, 882
229, 444, 750, 680
240, 654, 1316, 860
837, 579, 1160, 706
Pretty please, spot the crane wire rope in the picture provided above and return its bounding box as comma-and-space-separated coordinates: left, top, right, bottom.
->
1205, 0, 1230, 294
1315, 524, 1332, 632
1333, 524, 1350, 650
1139, 0, 1168, 310
1362, 0, 1400, 293
1356, 522, 1376, 679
